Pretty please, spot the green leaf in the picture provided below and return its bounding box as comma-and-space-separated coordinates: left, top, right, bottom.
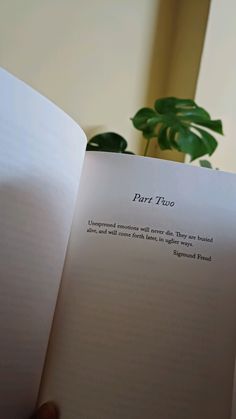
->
168, 127, 181, 151
178, 107, 210, 120
146, 116, 163, 127
195, 128, 218, 155
131, 96, 223, 160
199, 160, 213, 168
173, 98, 197, 108
191, 119, 223, 134
154, 97, 179, 113
131, 108, 157, 130
86, 132, 134, 154
178, 130, 207, 161
142, 127, 157, 139
158, 126, 172, 150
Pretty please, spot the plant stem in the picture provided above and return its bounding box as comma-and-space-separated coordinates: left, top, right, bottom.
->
144, 140, 150, 156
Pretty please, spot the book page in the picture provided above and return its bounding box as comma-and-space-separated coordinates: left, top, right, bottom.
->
0, 68, 86, 418
41, 152, 236, 419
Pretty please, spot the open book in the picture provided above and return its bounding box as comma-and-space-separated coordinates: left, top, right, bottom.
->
1, 67, 236, 419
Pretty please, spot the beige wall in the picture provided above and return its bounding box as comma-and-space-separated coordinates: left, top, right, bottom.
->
195, 0, 236, 173
0, 0, 209, 157
0, 0, 162, 154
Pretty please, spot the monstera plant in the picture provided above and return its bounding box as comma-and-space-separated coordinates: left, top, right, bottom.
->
86, 132, 134, 154
86, 97, 223, 166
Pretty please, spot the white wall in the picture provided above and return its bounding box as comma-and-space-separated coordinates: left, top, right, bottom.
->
0, 0, 164, 154
195, 0, 236, 172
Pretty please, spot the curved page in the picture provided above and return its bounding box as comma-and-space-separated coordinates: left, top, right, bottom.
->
0, 68, 86, 418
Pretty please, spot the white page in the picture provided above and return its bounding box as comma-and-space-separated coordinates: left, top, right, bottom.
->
0, 68, 86, 418
41, 152, 236, 419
